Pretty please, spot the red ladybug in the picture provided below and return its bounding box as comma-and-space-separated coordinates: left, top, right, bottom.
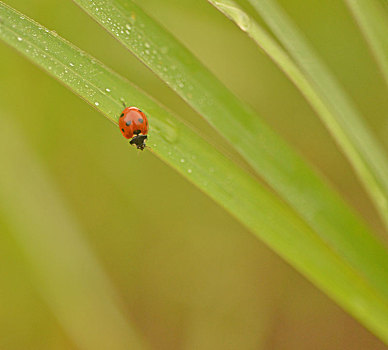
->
119, 106, 149, 150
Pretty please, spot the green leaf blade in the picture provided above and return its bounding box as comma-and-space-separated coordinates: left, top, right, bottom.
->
344, 0, 388, 88
233, 0, 388, 230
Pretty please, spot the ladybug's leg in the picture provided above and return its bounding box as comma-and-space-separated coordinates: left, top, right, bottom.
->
129, 136, 137, 146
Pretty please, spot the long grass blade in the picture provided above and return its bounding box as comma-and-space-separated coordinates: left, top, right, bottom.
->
230, 0, 388, 229
344, 0, 388, 88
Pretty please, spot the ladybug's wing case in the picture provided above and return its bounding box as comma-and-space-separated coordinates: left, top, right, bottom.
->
118, 107, 149, 143
140, 111, 149, 135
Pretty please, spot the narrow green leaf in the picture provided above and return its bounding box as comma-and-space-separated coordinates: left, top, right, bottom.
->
344, 0, 388, 87
2, 1, 388, 343
225, 0, 388, 230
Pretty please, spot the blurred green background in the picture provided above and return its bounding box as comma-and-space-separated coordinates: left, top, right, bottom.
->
1, 0, 388, 349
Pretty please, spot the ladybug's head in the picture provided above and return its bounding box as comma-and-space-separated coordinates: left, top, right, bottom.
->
129, 134, 148, 150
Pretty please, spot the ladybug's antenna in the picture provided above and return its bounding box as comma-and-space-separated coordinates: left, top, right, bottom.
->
119, 97, 127, 108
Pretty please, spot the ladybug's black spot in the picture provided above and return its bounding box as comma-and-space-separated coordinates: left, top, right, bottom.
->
121, 128, 125, 132
134, 129, 141, 135
120, 113, 124, 118
138, 109, 143, 113
126, 120, 132, 126
138, 118, 144, 123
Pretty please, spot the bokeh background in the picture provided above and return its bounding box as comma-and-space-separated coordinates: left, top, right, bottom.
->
1, 0, 388, 349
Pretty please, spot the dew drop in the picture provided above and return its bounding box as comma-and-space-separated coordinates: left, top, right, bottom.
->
69, 62, 74, 67
125, 23, 131, 30
17, 37, 22, 41
95, 102, 100, 106
105, 88, 111, 92
180, 158, 185, 163
187, 169, 192, 174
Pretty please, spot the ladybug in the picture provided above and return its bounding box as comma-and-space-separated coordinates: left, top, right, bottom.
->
119, 106, 149, 150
